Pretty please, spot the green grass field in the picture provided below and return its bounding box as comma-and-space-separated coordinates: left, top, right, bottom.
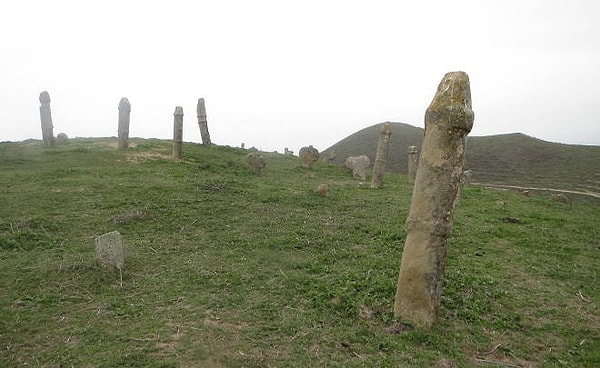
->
1, 138, 598, 367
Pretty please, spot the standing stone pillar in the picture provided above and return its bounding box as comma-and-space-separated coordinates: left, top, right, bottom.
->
173, 106, 184, 159
407, 146, 419, 184
197, 98, 212, 146
371, 122, 392, 189
95, 231, 125, 270
39, 91, 55, 147
394, 71, 474, 328
118, 97, 131, 149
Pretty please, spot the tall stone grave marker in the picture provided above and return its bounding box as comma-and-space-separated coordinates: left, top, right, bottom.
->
118, 97, 131, 149
173, 106, 184, 159
299, 145, 320, 168
197, 98, 212, 146
394, 71, 474, 328
371, 122, 392, 189
95, 231, 125, 270
407, 146, 419, 184
39, 91, 55, 147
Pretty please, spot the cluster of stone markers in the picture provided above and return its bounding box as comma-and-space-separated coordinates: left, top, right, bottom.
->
44, 71, 474, 329
38, 92, 213, 154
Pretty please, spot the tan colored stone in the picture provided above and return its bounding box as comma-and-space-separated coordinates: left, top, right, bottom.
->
394, 71, 474, 328
371, 122, 392, 189
299, 145, 320, 168
407, 146, 419, 184
173, 106, 184, 159
197, 98, 212, 146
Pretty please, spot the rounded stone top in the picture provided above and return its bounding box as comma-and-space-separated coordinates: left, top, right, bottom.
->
425, 71, 474, 134
408, 146, 418, 154
118, 97, 131, 111
174, 106, 184, 116
197, 98, 206, 116
39, 91, 51, 104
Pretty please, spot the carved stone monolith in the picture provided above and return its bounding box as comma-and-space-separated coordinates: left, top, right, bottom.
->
371, 122, 392, 189
299, 145, 320, 168
118, 97, 131, 149
197, 98, 212, 146
39, 91, 55, 147
173, 106, 184, 159
95, 231, 124, 270
394, 71, 474, 328
407, 146, 419, 184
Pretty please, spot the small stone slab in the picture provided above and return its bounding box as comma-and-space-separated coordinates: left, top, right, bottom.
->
95, 231, 124, 270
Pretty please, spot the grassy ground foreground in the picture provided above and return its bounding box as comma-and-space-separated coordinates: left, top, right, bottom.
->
0, 138, 598, 367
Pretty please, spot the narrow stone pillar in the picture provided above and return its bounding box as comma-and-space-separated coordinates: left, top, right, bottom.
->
197, 98, 212, 146
118, 97, 131, 149
394, 71, 474, 328
407, 146, 419, 184
39, 91, 55, 147
173, 106, 184, 159
371, 122, 392, 189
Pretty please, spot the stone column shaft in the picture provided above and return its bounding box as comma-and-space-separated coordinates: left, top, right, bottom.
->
371, 122, 392, 188
173, 106, 184, 159
39, 91, 55, 147
197, 98, 212, 146
394, 71, 474, 328
407, 146, 419, 184
118, 97, 131, 149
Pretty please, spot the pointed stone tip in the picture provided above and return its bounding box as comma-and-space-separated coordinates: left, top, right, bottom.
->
174, 106, 184, 115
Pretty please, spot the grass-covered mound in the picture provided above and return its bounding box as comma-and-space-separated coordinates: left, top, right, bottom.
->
1, 138, 598, 367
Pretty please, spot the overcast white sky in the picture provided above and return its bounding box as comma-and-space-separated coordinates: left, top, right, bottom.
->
1, 0, 599, 152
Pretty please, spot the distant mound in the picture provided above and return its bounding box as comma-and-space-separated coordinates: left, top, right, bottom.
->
322, 122, 600, 195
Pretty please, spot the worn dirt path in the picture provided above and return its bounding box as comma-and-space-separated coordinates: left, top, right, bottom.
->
472, 182, 600, 199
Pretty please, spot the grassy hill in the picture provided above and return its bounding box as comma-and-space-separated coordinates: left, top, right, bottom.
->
1, 138, 599, 367
321, 123, 600, 197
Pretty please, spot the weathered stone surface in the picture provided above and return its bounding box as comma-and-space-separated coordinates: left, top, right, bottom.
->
315, 183, 330, 197
394, 71, 474, 328
247, 153, 266, 174
407, 146, 419, 184
56, 133, 69, 144
118, 97, 131, 149
344, 154, 370, 181
299, 145, 320, 168
197, 98, 212, 146
173, 106, 184, 159
95, 231, 124, 270
371, 122, 392, 188
39, 91, 55, 147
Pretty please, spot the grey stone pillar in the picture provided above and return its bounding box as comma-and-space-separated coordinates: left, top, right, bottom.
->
118, 97, 131, 149
173, 106, 184, 159
197, 98, 212, 146
371, 122, 392, 189
407, 146, 419, 184
394, 72, 474, 328
95, 231, 124, 270
39, 91, 55, 147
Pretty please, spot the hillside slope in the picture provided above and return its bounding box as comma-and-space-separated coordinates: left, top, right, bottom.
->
321, 122, 600, 195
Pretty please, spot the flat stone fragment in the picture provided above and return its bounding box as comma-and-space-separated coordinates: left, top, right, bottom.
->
95, 231, 125, 270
